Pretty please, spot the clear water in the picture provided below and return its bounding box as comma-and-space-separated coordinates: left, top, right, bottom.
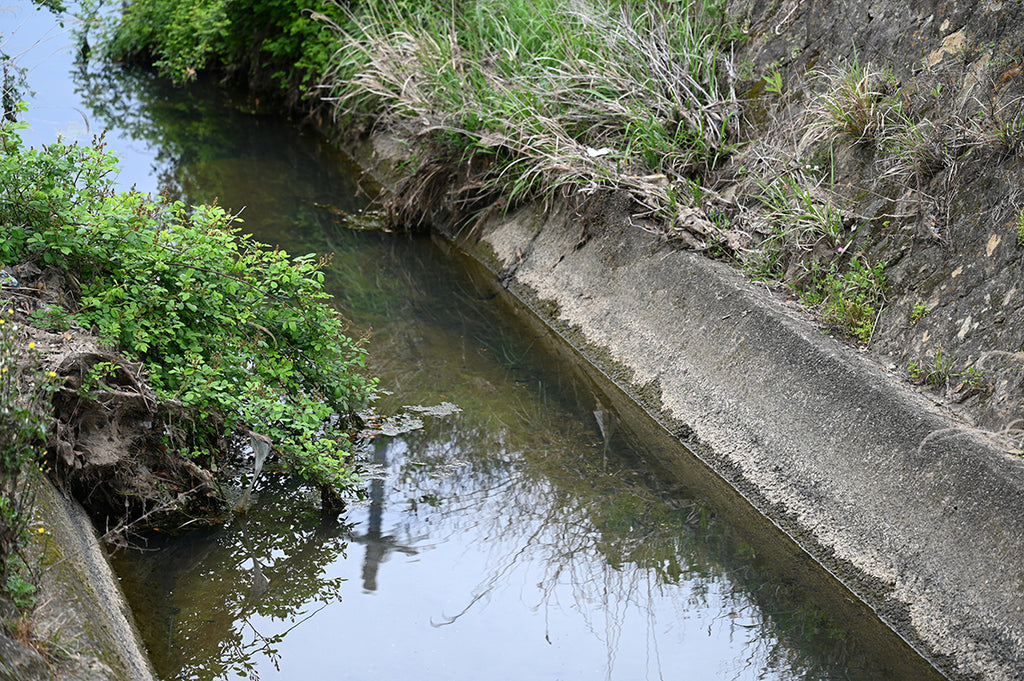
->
5, 4, 944, 680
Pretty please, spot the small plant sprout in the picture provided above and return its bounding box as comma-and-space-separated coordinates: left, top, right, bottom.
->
764, 69, 784, 96
928, 348, 955, 388
963, 366, 985, 390
77, 361, 120, 399
910, 301, 929, 325
1016, 208, 1024, 247
908, 348, 955, 388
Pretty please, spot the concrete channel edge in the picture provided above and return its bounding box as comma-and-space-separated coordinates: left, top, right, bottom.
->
447, 196, 1024, 681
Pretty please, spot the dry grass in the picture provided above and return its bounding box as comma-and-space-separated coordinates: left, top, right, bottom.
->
320, 0, 741, 225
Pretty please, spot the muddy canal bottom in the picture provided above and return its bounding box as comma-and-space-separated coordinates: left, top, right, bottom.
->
8, 5, 942, 677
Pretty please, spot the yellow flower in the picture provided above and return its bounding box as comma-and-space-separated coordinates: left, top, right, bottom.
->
28, 342, 35, 350
47, 371, 57, 378
37, 527, 46, 534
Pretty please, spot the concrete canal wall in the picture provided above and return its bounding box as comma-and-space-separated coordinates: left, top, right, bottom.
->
436, 192, 1024, 681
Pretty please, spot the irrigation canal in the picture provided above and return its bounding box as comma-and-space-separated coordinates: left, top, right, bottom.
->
8, 4, 944, 679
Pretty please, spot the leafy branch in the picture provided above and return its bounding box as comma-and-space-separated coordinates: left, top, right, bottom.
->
0, 119, 376, 499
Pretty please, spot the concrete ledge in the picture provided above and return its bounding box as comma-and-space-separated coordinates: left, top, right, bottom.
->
31, 479, 156, 681
457, 197, 1024, 681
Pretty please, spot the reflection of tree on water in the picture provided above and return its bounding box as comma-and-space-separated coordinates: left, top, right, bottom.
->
111, 474, 352, 681
376, 387, 875, 681
69, 59, 367, 230
70, 59, 221, 192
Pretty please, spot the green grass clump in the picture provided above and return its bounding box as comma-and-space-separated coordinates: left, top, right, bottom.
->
0, 120, 375, 495
811, 55, 897, 143
746, 172, 844, 278
324, 0, 743, 215
908, 348, 954, 388
802, 256, 886, 344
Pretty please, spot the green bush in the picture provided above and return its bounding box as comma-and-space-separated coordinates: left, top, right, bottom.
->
0, 120, 375, 494
97, 0, 350, 95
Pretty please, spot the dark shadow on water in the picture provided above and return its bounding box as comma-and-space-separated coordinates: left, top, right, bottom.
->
111, 474, 350, 680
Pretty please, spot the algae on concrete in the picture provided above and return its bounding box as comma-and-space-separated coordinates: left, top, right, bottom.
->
0, 476, 157, 681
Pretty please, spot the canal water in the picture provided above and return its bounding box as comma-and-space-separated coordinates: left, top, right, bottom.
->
5, 4, 944, 680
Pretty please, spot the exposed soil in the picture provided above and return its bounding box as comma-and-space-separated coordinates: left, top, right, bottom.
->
1, 262, 222, 536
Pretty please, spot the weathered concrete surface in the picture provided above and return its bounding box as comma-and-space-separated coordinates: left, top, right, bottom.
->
451, 194, 1024, 681
727, 0, 1024, 436
0, 478, 157, 681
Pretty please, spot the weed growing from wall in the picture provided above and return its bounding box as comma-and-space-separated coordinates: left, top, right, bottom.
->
811, 55, 897, 143
879, 115, 950, 182
801, 256, 886, 344
907, 349, 989, 394
910, 301, 929, 325
0, 308, 57, 608
749, 172, 843, 276
908, 348, 956, 389
734, 52, 1024, 348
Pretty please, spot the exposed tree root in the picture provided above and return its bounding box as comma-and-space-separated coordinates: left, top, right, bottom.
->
2, 262, 223, 535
